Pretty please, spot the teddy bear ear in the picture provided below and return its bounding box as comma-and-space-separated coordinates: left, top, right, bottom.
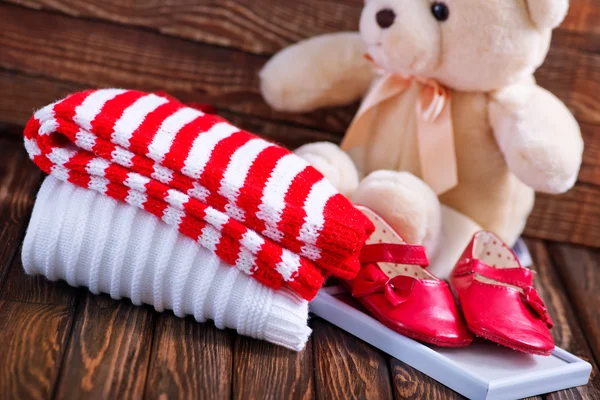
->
526, 0, 569, 29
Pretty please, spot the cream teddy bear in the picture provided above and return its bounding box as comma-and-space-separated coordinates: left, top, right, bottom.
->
260, 0, 583, 278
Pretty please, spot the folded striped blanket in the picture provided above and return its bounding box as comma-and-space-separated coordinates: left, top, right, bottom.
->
24, 89, 374, 300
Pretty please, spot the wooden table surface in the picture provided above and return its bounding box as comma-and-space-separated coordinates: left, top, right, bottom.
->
0, 1, 599, 399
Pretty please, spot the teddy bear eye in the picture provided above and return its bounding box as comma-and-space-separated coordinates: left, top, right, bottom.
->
431, 2, 450, 21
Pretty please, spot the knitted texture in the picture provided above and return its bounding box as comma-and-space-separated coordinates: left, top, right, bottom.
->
23, 89, 374, 300
22, 176, 312, 351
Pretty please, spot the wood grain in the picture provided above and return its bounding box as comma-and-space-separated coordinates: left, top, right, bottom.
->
0, 69, 84, 131
555, 0, 600, 53
0, 138, 41, 287
526, 239, 600, 399
547, 243, 600, 364
232, 334, 314, 400
542, 47, 600, 127
0, 300, 74, 400
327, 293, 464, 399
389, 358, 465, 400
536, 46, 600, 126
525, 183, 600, 248
4, 0, 361, 55
561, 0, 600, 35
1, 245, 77, 306
0, 2, 356, 135
312, 317, 393, 399
144, 313, 234, 399
0, 69, 343, 149
5, 0, 598, 54
224, 111, 342, 150
578, 122, 600, 187
54, 293, 155, 400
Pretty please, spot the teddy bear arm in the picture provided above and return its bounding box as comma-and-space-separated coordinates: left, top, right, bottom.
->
260, 32, 374, 113
489, 84, 583, 194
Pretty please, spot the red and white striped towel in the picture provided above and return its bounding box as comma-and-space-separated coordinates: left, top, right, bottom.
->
24, 89, 374, 300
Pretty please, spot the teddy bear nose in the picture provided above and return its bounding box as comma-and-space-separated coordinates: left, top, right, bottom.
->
376, 9, 396, 29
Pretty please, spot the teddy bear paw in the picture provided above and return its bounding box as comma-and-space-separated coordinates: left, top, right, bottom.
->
351, 170, 442, 251
295, 142, 359, 197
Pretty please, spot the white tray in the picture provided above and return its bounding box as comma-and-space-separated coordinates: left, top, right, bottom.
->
310, 241, 591, 399
311, 288, 591, 399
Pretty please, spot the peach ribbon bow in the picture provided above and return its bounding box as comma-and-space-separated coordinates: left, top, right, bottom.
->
341, 62, 458, 195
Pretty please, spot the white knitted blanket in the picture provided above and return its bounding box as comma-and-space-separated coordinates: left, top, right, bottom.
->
22, 176, 311, 351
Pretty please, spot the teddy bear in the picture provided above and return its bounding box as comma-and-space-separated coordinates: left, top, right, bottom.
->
259, 0, 583, 278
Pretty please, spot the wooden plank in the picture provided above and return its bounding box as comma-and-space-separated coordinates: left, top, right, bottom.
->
0, 137, 42, 286
4, 0, 361, 55
553, 0, 600, 52
521, 122, 600, 247
560, 0, 600, 36
54, 293, 155, 400
536, 46, 600, 126
311, 317, 393, 399
224, 111, 342, 150
525, 183, 600, 248
0, 300, 74, 399
328, 293, 465, 399
5, 0, 598, 54
0, 245, 77, 306
553, 29, 600, 54
0, 69, 343, 148
578, 122, 600, 187
0, 3, 356, 134
525, 239, 600, 399
144, 314, 234, 399
0, 131, 79, 400
547, 243, 600, 364
232, 334, 314, 400
509, 39, 600, 246
0, 69, 84, 132
389, 358, 466, 399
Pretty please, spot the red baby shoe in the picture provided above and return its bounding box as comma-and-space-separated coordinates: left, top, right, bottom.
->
450, 232, 555, 356
347, 206, 473, 348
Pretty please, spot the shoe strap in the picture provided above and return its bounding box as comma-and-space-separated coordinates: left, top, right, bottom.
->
454, 258, 533, 288
359, 243, 429, 267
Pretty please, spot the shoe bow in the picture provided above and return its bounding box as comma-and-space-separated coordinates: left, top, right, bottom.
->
523, 286, 554, 328
351, 264, 415, 307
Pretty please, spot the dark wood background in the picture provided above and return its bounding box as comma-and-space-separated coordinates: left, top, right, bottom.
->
0, 0, 598, 398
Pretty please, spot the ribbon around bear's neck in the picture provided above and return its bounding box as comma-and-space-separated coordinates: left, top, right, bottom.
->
341, 55, 458, 195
